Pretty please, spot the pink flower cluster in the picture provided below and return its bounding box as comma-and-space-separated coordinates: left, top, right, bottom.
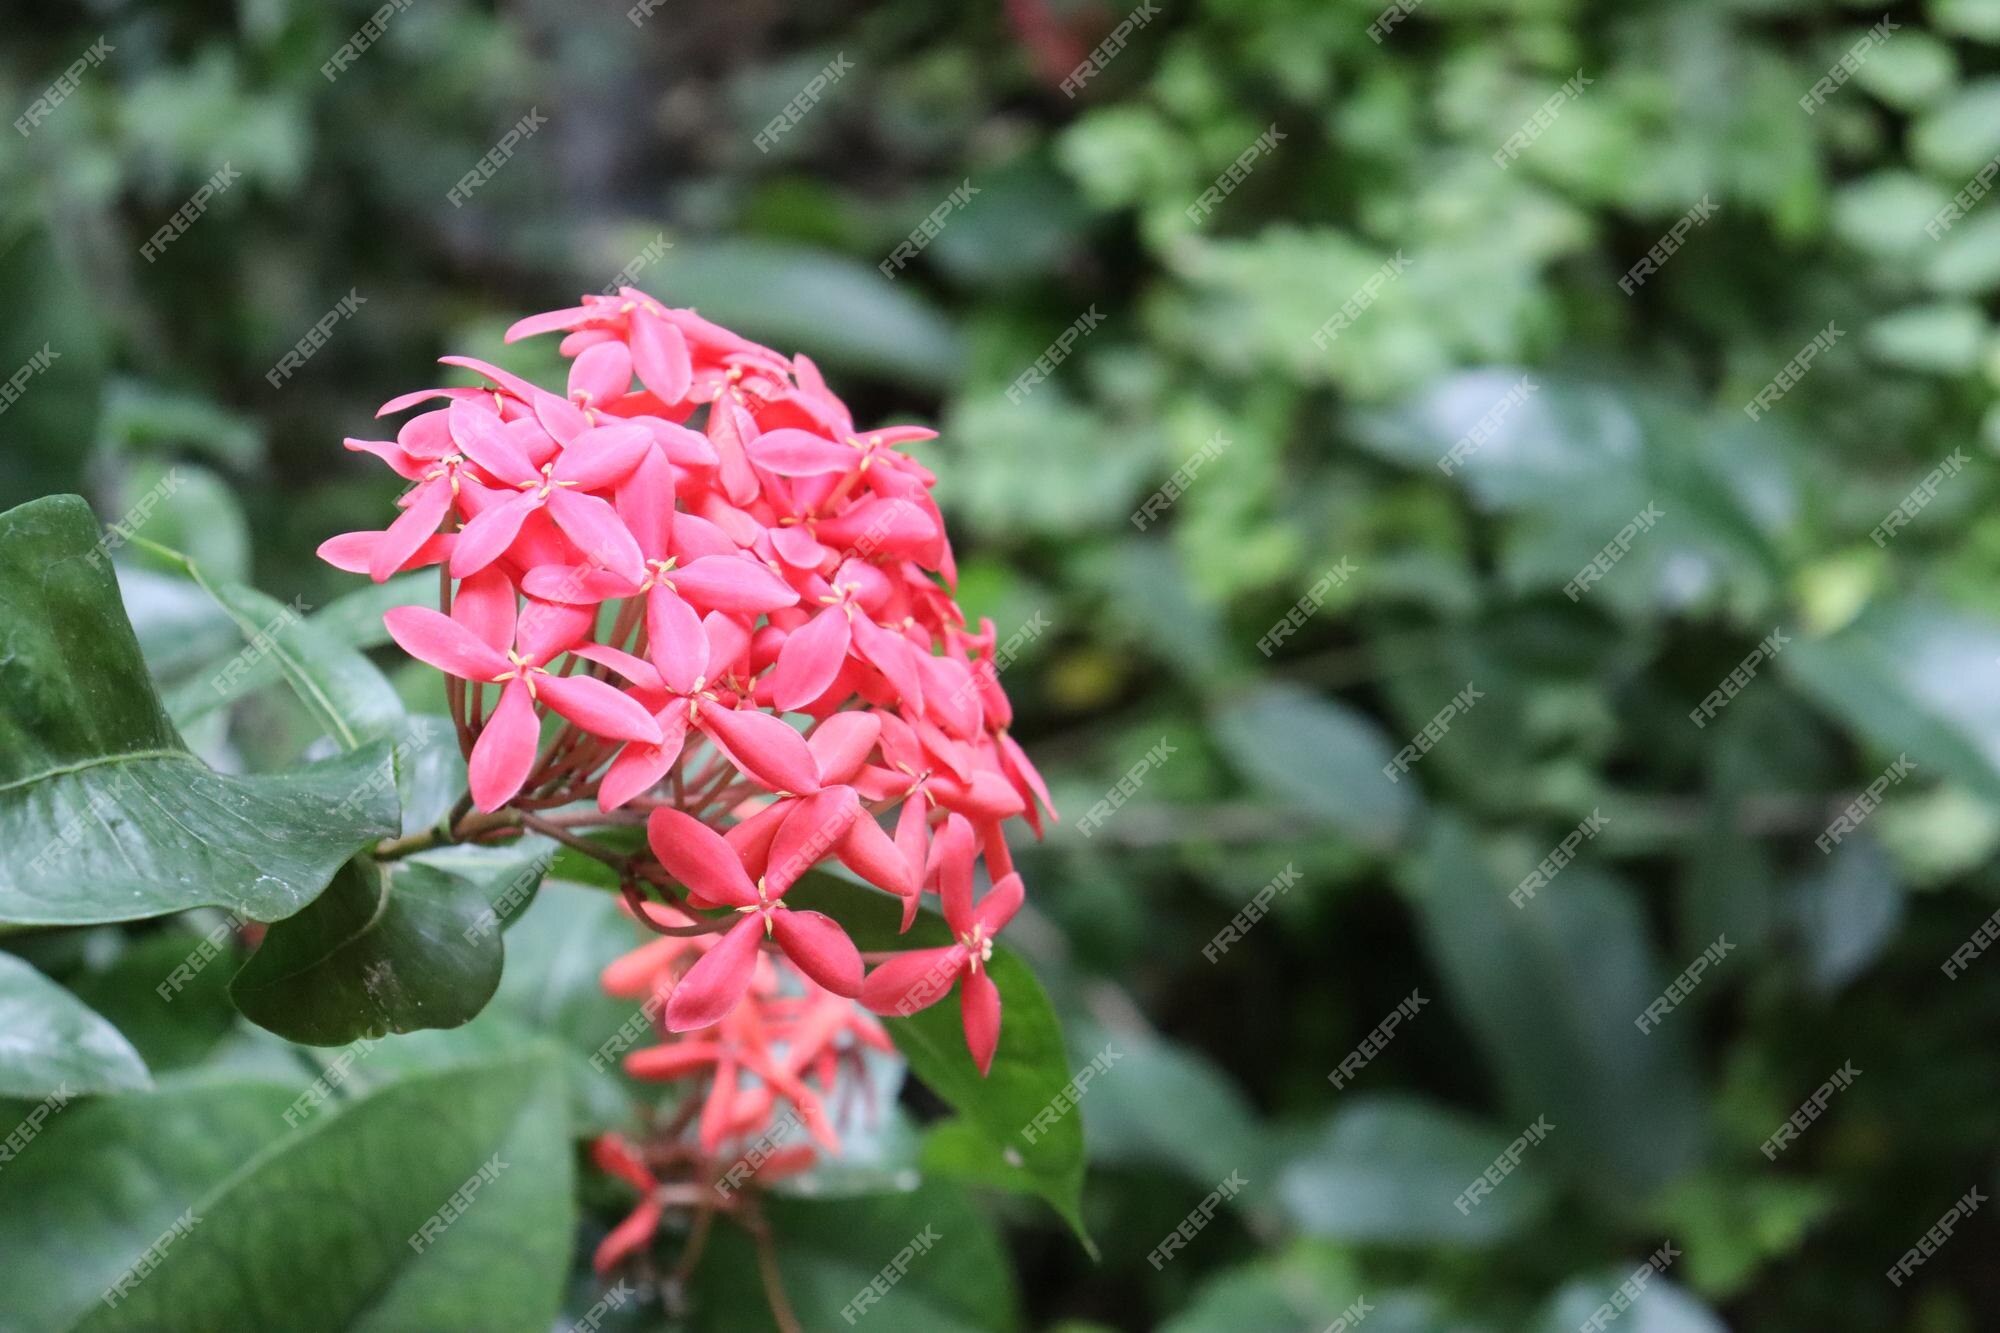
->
319, 290, 1054, 1073
590, 901, 891, 1273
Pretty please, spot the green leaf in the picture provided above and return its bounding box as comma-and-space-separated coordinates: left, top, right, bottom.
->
484, 878, 649, 1134
1783, 599, 2000, 803
230, 857, 503, 1046
65, 929, 242, 1074
0, 1074, 302, 1332
0, 952, 150, 1098
164, 572, 430, 727
690, 1177, 1020, 1333
631, 240, 963, 388
0, 211, 106, 510
1404, 817, 1705, 1200
1275, 1094, 1556, 1246
785, 874, 1091, 1248
1531, 1272, 1726, 1333
1160, 1241, 1380, 1333
1212, 681, 1418, 848
75, 1053, 572, 1333
1863, 302, 1986, 374
1064, 1019, 1261, 1189
0, 496, 400, 925
1788, 835, 1905, 995
149, 547, 464, 835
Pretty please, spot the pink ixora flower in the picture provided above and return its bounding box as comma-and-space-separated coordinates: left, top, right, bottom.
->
320, 288, 1056, 1070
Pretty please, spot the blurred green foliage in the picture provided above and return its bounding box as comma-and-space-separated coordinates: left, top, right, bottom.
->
6, 0, 2000, 1328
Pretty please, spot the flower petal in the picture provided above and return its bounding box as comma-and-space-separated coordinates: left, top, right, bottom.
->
771, 605, 852, 712
569, 339, 633, 407
664, 915, 764, 1031
670, 554, 800, 614
960, 965, 1002, 1076
368, 480, 454, 583
469, 678, 541, 811
646, 587, 708, 696
749, 427, 858, 477
859, 945, 965, 1017
537, 672, 663, 744
598, 709, 687, 811
555, 423, 654, 490
646, 808, 758, 905
448, 399, 537, 484
449, 490, 541, 579
546, 489, 645, 586
631, 307, 693, 404
765, 786, 860, 896
384, 605, 509, 681
770, 908, 863, 997
808, 711, 881, 785
451, 566, 518, 654
698, 706, 821, 795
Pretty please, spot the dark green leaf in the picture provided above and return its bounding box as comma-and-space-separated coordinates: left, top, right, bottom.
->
0, 496, 400, 925
786, 873, 1090, 1247
690, 1177, 1019, 1332
1212, 681, 1418, 847
1404, 817, 1705, 1200
75, 1053, 572, 1332
0, 951, 150, 1098
1275, 1095, 1555, 1246
230, 857, 503, 1046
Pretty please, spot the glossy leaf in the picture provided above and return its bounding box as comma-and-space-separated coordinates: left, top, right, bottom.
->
0, 496, 400, 925
0, 951, 150, 1098
230, 857, 503, 1046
